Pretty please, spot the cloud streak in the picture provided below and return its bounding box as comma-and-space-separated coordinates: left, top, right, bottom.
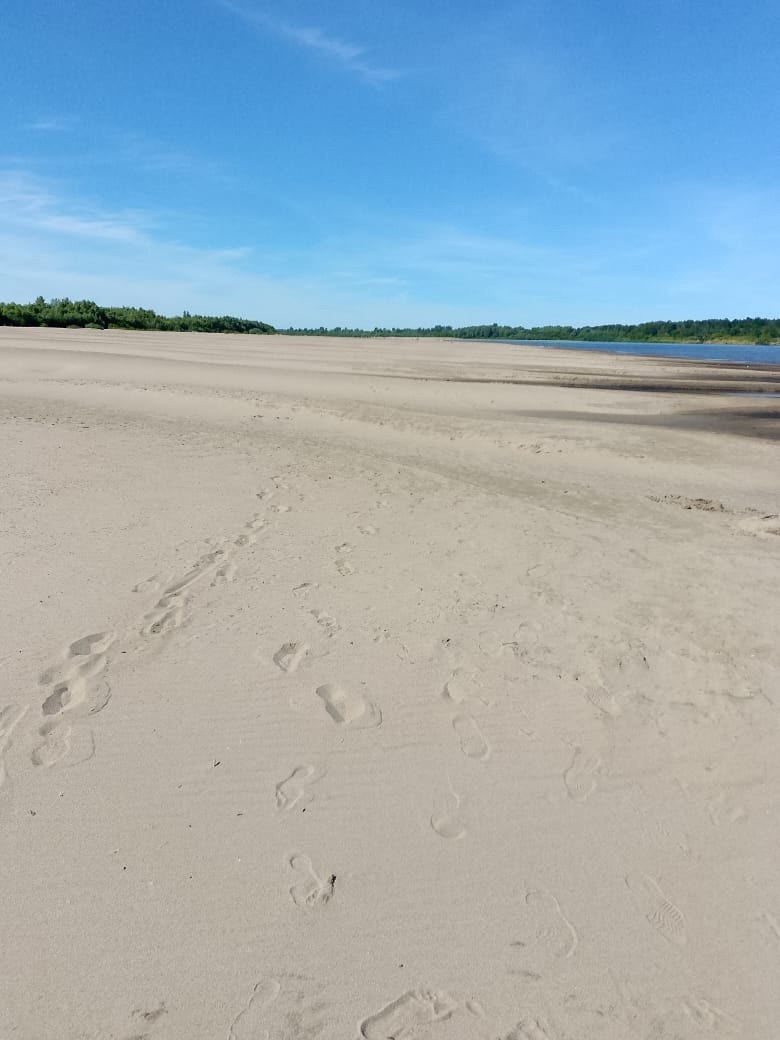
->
219, 1, 400, 83
26, 115, 76, 132
0, 171, 151, 244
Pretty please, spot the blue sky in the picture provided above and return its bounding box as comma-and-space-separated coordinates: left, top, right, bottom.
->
2, 0, 778, 327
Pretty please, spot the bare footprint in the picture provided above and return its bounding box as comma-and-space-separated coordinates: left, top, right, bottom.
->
357, 525, 378, 536
452, 715, 491, 761
161, 552, 224, 598
288, 854, 335, 909
311, 609, 339, 637
31, 720, 73, 768
141, 596, 186, 638
211, 560, 237, 585
441, 668, 486, 709
292, 582, 318, 596
233, 533, 257, 548
512, 888, 579, 966
273, 641, 309, 674
228, 978, 281, 1040
586, 686, 624, 719
42, 681, 75, 717
563, 746, 600, 802
360, 989, 457, 1039
626, 872, 687, 947
275, 765, 324, 811
68, 632, 114, 657
316, 683, 381, 728
335, 559, 355, 576
507, 1018, 556, 1040
431, 782, 467, 840
132, 575, 161, 594
335, 542, 355, 555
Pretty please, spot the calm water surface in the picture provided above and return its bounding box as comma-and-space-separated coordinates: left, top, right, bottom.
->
496, 339, 780, 365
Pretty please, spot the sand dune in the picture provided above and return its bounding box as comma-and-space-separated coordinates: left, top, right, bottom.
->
1, 327, 779, 1038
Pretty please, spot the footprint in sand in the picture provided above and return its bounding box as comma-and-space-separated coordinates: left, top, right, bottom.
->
563, 746, 601, 802
230, 977, 333, 1040
626, 872, 687, 947
507, 1018, 557, 1040
452, 715, 491, 761
67, 632, 115, 658
335, 542, 355, 555
132, 575, 162, 594
288, 854, 335, 909
0, 704, 27, 786
228, 978, 281, 1040
292, 582, 318, 596
233, 532, 257, 548
40, 635, 114, 687
311, 609, 339, 637
441, 668, 487, 709
39, 633, 115, 719
430, 794, 467, 844
211, 560, 237, 585
357, 525, 378, 536
738, 514, 780, 537
359, 989, 458, 1039
335, 559, 355, 576
141, 596, 187, 638
586, 686, 624, 719
681, 995, 736, 1031
707, 790, 747, 828
512, 888, 579, 967
41, 682, 74, 717
275, 765, 325, 811
431, 782, 467, 840
159, 550, 226, 599
31, 720, 85, 768
316, 683, 381, 728
273, 641, 309, 674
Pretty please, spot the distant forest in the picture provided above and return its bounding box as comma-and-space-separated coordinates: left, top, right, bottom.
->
1, 297, 778, 344
0, 297, 274, 334
286, 318, 780, 344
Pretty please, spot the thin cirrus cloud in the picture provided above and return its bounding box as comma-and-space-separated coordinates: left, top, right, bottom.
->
26, 115, 77, 132
0, 170, 152, 245
218, 0, 400, 83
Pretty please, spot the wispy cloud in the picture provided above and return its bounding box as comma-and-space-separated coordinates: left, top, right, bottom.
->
27, 115, 76, 132
0, 171, 151, 244
219, 1, 400, 83
112, 132, 233, 183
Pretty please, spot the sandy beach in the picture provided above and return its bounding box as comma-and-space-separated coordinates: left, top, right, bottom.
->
1, 326, 779, 1039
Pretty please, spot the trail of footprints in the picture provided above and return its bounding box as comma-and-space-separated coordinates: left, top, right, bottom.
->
14, 496, 697, 1032
228, 977, 561, 1039
10, 501, 276, 776
270, 520, 386, 916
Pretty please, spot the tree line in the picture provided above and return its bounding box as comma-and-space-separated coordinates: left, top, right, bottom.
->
1, 298, 777, 344
0, 297, 275, 334
284, 318, 779, 344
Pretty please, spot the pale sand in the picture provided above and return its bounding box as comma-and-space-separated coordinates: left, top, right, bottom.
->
1, 327, 779, 1039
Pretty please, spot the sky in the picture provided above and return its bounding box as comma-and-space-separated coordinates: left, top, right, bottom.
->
2, 0, 779, 327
